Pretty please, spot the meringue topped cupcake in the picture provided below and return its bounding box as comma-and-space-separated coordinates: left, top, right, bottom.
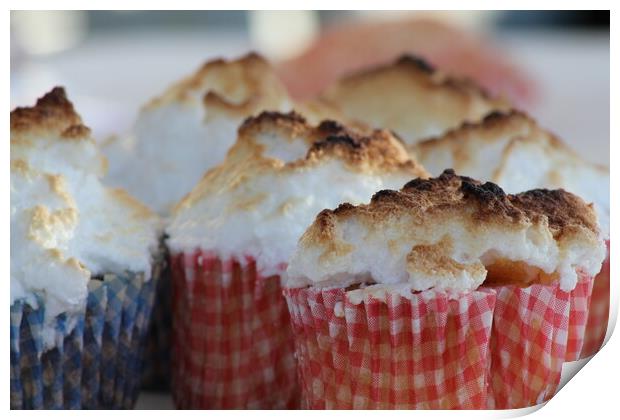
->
102, 52, 293, 389
317, 55, 509, 146
413, 110, 610, 360
10, 88, 161, 409
166, 111, 428, 409
413, 110, 609, 236
104, 52, 292, 215
284, 170, 605, 409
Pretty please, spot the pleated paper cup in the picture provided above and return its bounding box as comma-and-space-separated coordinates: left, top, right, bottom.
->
565, 274, 596, 361
170, 250, 299, 409
486, 283, 570, 409
141, 236, 173, 390
284, 286, 496, 409
581, 240, 610, 358
10, 260, 161, 409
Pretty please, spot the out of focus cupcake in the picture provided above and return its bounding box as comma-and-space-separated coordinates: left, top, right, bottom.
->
166, 112, 428, 408
413, 111, 610, 360
284, 170, 605, 409
10, 88, 161, 409
104, 53, 292, 215
315, 55, 509, 146
103, 53, 295, 389
277, 17, 536, 107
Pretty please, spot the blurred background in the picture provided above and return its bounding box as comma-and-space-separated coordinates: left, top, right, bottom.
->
10, 10, 610, 166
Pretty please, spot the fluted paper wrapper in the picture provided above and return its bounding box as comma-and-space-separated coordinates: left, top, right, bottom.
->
141, 236, 173, 390
581, 240, 610, 358
284, 286, 496, 409
170, 251, 299, 409
486, 283, 570, 409
565, 275, 595, 361
10, 263, 160, 409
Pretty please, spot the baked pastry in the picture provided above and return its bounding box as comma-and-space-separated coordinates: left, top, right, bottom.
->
166, 111, 428, 409
284, 170, 605, 409
316, 55, 509, 146
413, 110, 610, 360
277, 17, 536, 107
104, 52, 292, 215
10, 88, 161, 409
102, 52, 294, 389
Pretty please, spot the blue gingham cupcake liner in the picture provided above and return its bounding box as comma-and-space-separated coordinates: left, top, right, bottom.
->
10, 256, 162, 409
141, 236, 172, 391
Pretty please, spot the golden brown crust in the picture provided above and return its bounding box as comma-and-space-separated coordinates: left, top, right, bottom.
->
412, 109, 609, 182
10, 87, 91, 140
319, 54, 509, 145
174, 112, 428, 212
144, 52, 289, 116
237, 111, 428, 174
107, 188, 157, 220
416, 110, 531, 147
311, 169, 599, 244
406, 239, 487, 281
511, 189, 598, 239
28, 205, 79, 244
347, 55, 495, 100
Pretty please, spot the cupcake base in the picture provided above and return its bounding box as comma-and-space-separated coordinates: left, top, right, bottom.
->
10, 266, 159, 409
284, 286, 496, 409
170, 251, 299, 409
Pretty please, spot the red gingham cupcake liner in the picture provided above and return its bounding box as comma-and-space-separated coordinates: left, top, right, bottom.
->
170, 250, 299, 409
284, 286, 496, 409
565, 274, 595, 361
581, 240, 610, 358
486, 283, 570, 409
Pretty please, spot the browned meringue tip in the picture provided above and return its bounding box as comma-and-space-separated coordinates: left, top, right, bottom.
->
316, 54, 511, 147
143, 52, 289, 115
412, 109, 609, 174
11, 87, 91, 140
237, 110, 429, 175
310, 169, 599, 246
174, 111, 429, 213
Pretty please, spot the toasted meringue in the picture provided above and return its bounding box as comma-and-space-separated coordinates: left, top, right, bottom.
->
319, 55, 508, 146
167, 111, 428, 276
413, 111, 609, 237
286, 170, 605, 294
11, 88, 160, 348
104, 53, 292, 214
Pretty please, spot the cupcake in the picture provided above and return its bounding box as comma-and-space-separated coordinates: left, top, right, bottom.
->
284, 170, 606, 409
103, 53, 293, 389
316, 55, 509, 146
10, 88, 162, 408
413, 111, 610, 360
166, 111, 428, 408
277, 17, 536, 106
104, 52, 292, 215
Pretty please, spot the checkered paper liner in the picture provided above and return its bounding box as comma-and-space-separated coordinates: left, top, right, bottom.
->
486, 283, 570, 409
565, 274, 595, 361
170, 251, 299, 409
10, 262, 160, 409
284, 286, 497, 409
581, 240, 610, 358
141, 236, 173, 390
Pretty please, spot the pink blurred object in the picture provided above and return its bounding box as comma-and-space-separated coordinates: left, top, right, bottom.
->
277, 18, 536, 107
